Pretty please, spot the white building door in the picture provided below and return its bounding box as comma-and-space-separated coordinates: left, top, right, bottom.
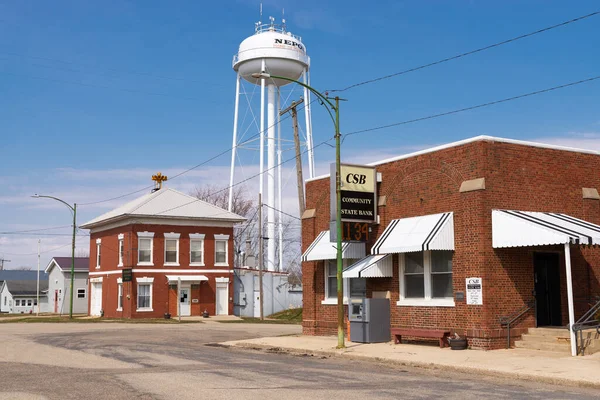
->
216, 283, 228, 315
253, 291, 261, 318
179, 287, 191, 316
90, 282, 102, 316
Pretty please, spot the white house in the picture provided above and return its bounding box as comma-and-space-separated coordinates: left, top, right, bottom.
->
1, 280, 49, 314
45, 257, 89, 314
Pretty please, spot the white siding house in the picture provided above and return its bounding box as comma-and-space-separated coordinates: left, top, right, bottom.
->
0, 280, 49, 314
45, 257, 89, 315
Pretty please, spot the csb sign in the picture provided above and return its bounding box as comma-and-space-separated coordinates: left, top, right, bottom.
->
330, 163, 377, 224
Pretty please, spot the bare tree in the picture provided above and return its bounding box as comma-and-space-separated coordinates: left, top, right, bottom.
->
15, 266, 32, 271
76, 248, 89, 258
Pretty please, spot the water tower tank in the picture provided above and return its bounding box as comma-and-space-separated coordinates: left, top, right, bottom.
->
233, 26, 310, 87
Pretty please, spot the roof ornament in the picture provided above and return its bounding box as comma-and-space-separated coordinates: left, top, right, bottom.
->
151, 172, 168, 192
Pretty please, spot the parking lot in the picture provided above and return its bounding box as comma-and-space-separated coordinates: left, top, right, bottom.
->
1, 322, 599, 399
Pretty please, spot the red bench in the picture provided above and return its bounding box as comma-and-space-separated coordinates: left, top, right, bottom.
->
391, 328, 451, 348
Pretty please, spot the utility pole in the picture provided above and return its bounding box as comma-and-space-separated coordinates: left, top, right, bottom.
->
0, 258, 10, 270
37, 240, 40, 316
279, 98, 306, 214
258, 193, 264, 320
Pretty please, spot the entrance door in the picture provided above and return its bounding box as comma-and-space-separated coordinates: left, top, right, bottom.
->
216, 283, 228, 315
54, 290, 58, 313
253, 291, 261, 318
534, 253, 562, 326
90, 283, 102, 316
179, 287, 191, 316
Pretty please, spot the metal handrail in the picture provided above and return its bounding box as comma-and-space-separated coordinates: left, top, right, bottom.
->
499, 299, 536, 349
572, 295, 600, 355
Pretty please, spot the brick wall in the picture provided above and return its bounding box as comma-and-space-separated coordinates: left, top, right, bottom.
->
302, 138, 600, 349
88, 222, 234, 318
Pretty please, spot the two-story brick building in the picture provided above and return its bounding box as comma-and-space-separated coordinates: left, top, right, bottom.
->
80, 187, 245, 319
301, 136, 600, 354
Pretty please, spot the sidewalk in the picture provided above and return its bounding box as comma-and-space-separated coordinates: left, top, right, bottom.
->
221, 335, 600, 388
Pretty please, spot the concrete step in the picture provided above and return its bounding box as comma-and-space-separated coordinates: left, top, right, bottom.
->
520, 333, 571, 344
526, 327, 570, 338
514, 339, 570, 353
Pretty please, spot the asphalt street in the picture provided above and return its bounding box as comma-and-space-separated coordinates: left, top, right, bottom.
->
0, 322, 598, 399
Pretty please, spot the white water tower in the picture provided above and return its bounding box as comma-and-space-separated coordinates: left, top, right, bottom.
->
229, 17, 314, 272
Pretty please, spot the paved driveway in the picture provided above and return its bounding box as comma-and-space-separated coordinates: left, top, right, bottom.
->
0, 322, 598, 399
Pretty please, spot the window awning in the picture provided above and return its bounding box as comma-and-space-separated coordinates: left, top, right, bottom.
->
301, 230, 366, 262
166, 275, 209, 283
371, 212, 454, 254
343, 254, 393, 278
492, 210, 600, 248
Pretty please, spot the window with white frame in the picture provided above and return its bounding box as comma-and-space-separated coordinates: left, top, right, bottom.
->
27, 299, 32, 306
3, 296, 5, 306
117, 283, 123, 310
118, 233, 124, 267
164, 233, 180, 265
323, 260, 364, 303
137, 232, 154, 265
190, 234, 205, 265
95, 239, 101, 269
214, 234, 229, 266
77, 288, 86, 299
136, 277, 154, 311
399, 251, 454, 306
15, 299, 20, 306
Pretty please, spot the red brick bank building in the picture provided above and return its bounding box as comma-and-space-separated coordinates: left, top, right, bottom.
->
301, 136, 600, 352
81, 188, 245, 318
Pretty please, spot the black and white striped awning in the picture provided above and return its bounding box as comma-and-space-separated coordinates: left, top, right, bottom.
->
301, 230, 366, 262
342, 254, 393, 278
371, 212, 454, 255
492, 210, 600, 248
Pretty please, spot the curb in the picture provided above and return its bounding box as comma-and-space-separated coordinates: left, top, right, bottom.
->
221, 342, 600, 390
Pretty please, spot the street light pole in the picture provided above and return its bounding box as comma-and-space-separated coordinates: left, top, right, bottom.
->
32, 195, 77, 319
251, 73, 344, 348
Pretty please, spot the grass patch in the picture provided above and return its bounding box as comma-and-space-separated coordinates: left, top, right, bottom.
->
218, 308, 302, 325
0, 316, 202, 324
269, 308, 302, 323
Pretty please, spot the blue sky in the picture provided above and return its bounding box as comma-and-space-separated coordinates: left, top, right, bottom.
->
1, 1, 599, 268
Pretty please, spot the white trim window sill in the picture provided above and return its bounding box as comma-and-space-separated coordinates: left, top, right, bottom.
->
396, 299, 455, 307
321, 299, 349, 305
95, 267, 100, 270
137, 263, 154, 267
214, 263, 229, 267
116, 308, 122, 312
164, 263, 180, 267
136, 308, 154, 312
190, 263, 205, 267
117, 264, 123, 268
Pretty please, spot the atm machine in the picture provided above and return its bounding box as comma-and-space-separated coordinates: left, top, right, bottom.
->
348, 298, 390, 343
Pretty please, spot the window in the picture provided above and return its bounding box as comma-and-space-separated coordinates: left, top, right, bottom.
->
3, 296, 5, 306
164, 233, 180, 265
27, 299, 32, 307
325, 262, 337, 300
117, 283, 123, 310
404, 252, 425, 298
137, 232, 154, 265
15, 299, 20, 307
190, 234, 205, 265
96, 238, 101, 269
214, 234, 229, 266
34, 299, 37, 306
77, 288, 86, 299
136, 277, 154, 311
118, 233, 124, 267
399, 251, 454, 307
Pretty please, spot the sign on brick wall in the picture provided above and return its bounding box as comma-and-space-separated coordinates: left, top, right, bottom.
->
466, 277, 482, 305
330, 163, 377, 223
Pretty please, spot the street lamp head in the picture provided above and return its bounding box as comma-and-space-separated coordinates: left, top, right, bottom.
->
251, 72, 271, 80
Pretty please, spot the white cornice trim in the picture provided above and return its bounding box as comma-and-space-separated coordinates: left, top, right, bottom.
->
164, 232, 180, 239
214, 234, 230, 240
189, 233, 205, 239
89, 269, 233, 276
137, 231, 155, 238
83, 216, 238, 233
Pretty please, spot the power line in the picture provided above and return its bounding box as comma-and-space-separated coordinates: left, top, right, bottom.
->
344, 75, 600, 138
79, 96, 319, 206
262, 204, 301, 220
0, 225, 72, 234
330, 10, 600, 93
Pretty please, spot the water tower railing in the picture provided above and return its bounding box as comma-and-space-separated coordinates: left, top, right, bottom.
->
232, 49, 310, 68
254, 23, 302, 42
